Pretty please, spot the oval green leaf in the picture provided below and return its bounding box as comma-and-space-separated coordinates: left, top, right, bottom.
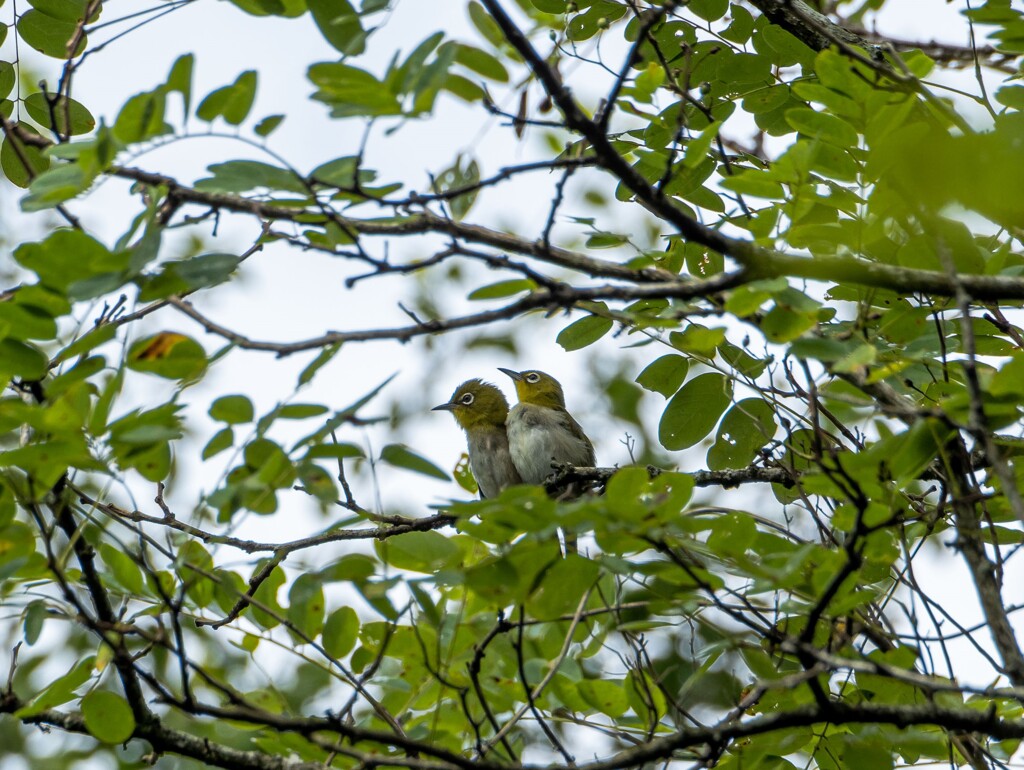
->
376, 530, 460, 573
23, 93, 95, 135
127, 332, 207, 381
706, 398, 777, 471
380, 444, 450, 481
658, 372, 732, 451
82, 690, 135, 744
322, 606, 359, 658
557, 314, 613, 351
210, 395, 255, 424
17, 10, 85, 59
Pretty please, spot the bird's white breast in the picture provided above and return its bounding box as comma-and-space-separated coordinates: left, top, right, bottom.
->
507, 403, 594, 485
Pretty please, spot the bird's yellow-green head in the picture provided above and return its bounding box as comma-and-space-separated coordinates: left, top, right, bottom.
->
432, 379, 510, 431
498, 368, 566, 409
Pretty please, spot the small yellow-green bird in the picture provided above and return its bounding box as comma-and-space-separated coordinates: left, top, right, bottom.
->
498, 368, 596, 487
432, 379, 522, 499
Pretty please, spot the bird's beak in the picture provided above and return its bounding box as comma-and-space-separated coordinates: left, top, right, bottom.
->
498, 367, 522, 381
431, 402, 457, 412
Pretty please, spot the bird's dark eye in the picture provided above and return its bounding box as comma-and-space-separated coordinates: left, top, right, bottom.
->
525, 373, 540, 384
461, 393, 475, 405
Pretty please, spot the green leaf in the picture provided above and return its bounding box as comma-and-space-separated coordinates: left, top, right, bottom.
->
636, 354, 688, 398
22, 163, 94, 214
831, 343, 877, 374
23, 93, 95, 135
785, 107, 859, 148
722, 4, 755, 43
720, 169, 784, 199
333, 373, 396, 424
308, 0, 365, 55
670, 325, 727, 357
723, 278, 787, 317
531, 0, 566, 10
578, 679, 629, 717
164, 53, 194, 114
467, 279, 535, 300
288, 573, 326, 639
0, 302, 57, 340
17, 9, 85, 58
113, 90, 170, 144
127, 332, 207, 381
322, 606, 359, 658
433, 154, 479, 220
14, 658, 94, 718
683, 122, 720, 168
742, 84, 790, 115
0, 438, 103, 488
197, 70, 257, 125
688, 0, 727, 21
304, 443, 364, 460
756, 23, 816, 68
557, 314, 613, 351
0, 62, 14, 100
277, 404, 329, 419
254, 114, 285, 137
250, 564, 286, 628
659, 373, 732, 451
605, 466, 650, 520
210, 395, 254, 424
443, 73, 486, 103
453, 43, 508, 82
452, 452, 479, 494
298, 343, 342, 386
176, 540, 215, 607
586, 232, 628, 248
528, 554, 599, 618
195, 160, 306, 194
99, 543, 144, 595
706, 398, 777, 470
761, 289, 822, 343
297, 461, 337, 503
0, 339, 48, 379
308, 62, 402, 118
244, 439, 296, 488
320, 554, 376, 583
203, 427, 234, 460
380, 444, 450, 480
226, 0, 294, 15
716, 52, 772, 88
108, 404, 184, 447
22, 600, 46, 645
1, 125, 50, 188
28, 0, 95, 23
467, 1, 504, 48
138, 253, 243, 300
82, 691, 136, 744
309, 155, 363, 187
376, 530, 460, 573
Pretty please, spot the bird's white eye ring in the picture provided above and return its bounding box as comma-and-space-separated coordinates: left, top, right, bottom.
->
525, 372, 540, 383
461, 392, 475, 405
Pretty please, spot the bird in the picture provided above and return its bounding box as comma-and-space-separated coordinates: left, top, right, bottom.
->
432, 379, 522, 499
498, 368, 596, 490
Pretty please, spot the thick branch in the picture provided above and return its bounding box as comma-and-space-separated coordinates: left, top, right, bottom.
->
0, 692, 328, 770
165, 271, 745, 355
6, 687, 1024, 770
745, 0, 870, 52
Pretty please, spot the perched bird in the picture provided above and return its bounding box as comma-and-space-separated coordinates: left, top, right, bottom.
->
432, 379, 522, 499
498, 368, 596, 489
